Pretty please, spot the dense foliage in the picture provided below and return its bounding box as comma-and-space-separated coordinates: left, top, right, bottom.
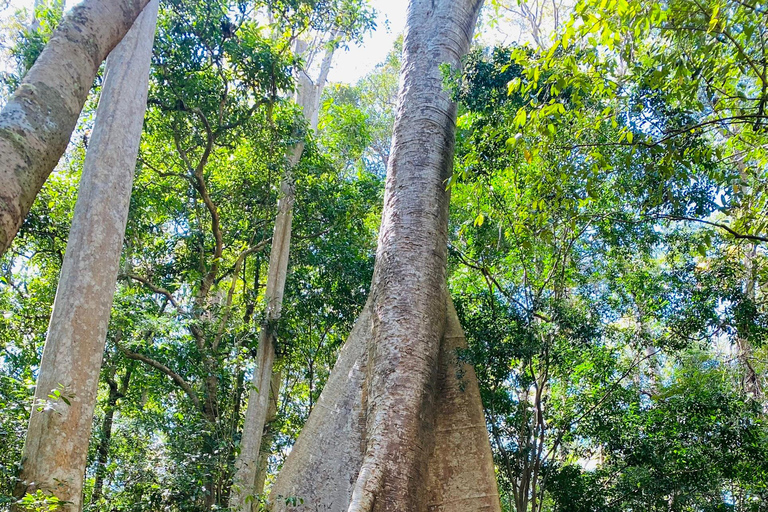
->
1, 0, 767, 511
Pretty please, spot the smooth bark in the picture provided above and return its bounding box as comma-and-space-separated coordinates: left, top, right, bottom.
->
270, 1, 498, 511
738, 244, 761, 397
0, 0, 151, 256
12, 3, 158, 509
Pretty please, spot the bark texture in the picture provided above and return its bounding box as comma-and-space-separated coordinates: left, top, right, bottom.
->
270, 297, 500, 512
12, 3, 158, 509
229, 39, 334, 511
270, 1, 498, 511
0, 0, 151, 256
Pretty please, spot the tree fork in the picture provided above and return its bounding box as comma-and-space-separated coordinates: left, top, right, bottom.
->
270, 297, 500, 511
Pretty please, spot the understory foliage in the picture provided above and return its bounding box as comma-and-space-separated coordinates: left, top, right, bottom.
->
1, 0, 767, 511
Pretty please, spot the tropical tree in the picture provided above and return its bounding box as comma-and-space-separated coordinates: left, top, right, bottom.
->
269, 1, 502, 511
12, 3, 159, 510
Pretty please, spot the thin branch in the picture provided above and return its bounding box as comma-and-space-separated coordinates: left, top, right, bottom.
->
193, 108, 215, 175
544, 348, 663, 462
119, 273, 181, 309
658, 215, 768, 243
451, 247, 551, 322
117, 342, 203, 413
212, 239, 271, 353
138, 156, 195, 185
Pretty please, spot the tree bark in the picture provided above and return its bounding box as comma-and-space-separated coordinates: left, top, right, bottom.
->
229, 39, 334, 512
0, 0, 151, 256
269, 1, 498, 511
252, 369, 281, 496
12, 3, 158, 510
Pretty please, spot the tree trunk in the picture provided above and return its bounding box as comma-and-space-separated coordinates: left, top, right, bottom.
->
252, 369, 281, 496
12, 3, 158, 510
269, 2, 499, 511
0, 0, 151, 256
229, 39, 334, 512
738, 244, 761, 397
90, 364, 133, 507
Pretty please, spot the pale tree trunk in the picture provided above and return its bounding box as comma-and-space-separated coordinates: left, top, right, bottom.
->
0, 0, 151, 256
713, 125, 762, 398
269, 1, 499, 511
12, 3, 158, 510
252, 369, 281, 496
228, 39, 335, 512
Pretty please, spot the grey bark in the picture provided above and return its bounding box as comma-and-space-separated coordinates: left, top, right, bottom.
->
12, 3, 158, 510
229, 39, 334, 512
252, 369, 281, 496
270, 1, 499, 511
0, 0, 151, 256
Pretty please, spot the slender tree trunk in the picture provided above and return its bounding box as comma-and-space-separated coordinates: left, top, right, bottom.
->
738, 244, 761, 397
269, 2, 499, 511
12, 4, 158, 510
252, 369, 282, 496
0, 0, 151, 256
229, 40, 333, 512
90, 364, 133, 507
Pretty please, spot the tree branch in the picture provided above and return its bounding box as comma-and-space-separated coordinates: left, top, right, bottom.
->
117, 342, 203, 413
659, 215, 768, 243
212, 239, 271, 353
119, 273, 181, 309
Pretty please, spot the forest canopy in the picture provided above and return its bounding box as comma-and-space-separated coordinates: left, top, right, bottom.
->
0, 0, 767, 511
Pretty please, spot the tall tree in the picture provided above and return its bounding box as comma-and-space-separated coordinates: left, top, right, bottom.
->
269, 1, 500, 510
228, 39, 330, 512
12, 2, 158, 509
0, 0, 150, 256
230, 4, 374, 506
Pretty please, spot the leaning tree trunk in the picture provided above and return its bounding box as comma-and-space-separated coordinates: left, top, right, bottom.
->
12, 3, 158, 510
0, 0, 151, 257
269, 1, 499, 511
229, 39, 334, 512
